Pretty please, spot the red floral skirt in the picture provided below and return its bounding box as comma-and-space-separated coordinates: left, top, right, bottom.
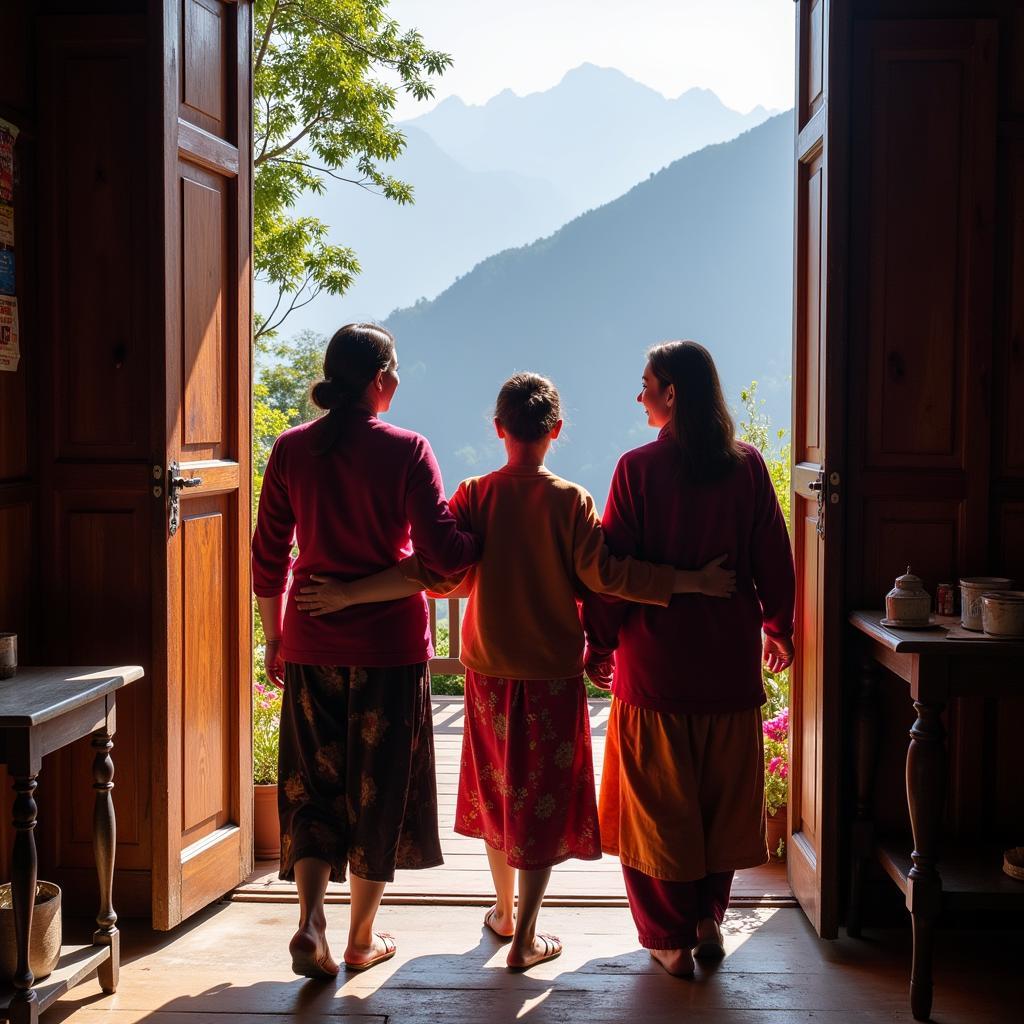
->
455, 669, 601, 870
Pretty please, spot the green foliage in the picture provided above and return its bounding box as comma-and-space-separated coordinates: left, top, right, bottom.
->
254, 0, 452, 337
738, 380, 791, 529
253, 677, 282, 784
737, 382, 793, 812
255, 329, 327, 431
253, 381, 293, 513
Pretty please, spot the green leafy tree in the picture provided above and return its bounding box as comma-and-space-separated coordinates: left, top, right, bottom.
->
256, 329, 328, 429
254, 0, 452, 338
253, 381, 293, 510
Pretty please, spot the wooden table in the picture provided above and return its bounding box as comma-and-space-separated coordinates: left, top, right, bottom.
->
0, 666, 142, 1023
847, 612, 1024, 1022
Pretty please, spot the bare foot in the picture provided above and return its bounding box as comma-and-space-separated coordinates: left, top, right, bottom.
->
650, 947, 695, 977
506, 933, 562, 971
693, 917, 725, 959
483, 905, 515, 940
343, 932, 397, 971
288, 924, 340, 979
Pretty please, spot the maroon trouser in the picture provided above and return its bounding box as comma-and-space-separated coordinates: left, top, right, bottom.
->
622, 865, 735, 950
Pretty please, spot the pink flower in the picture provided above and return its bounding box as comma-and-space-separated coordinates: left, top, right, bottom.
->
763, 709, 789, 742
768, 755, 787, 777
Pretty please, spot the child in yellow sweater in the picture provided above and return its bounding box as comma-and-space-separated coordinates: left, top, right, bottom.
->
297, 373, 734, 970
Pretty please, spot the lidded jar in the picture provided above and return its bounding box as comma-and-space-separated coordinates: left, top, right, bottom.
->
885, 567, 931, 625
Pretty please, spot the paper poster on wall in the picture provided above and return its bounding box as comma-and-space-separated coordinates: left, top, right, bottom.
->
0, 295, 18, 372
0, 248, 14, 296
0, 119, 16, 203
0, 203, 12, 248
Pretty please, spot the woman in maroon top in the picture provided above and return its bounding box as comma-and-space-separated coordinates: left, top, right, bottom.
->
584, 340, 795, 978
252, 324, 479, 978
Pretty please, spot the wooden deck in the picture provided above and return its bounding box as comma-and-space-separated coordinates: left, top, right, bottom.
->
236, 698, 793, 907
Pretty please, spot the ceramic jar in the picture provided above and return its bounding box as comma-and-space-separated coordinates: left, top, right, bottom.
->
885, 568, 931, 626
959, 577, 1013, 631
980, 590, 1024, 638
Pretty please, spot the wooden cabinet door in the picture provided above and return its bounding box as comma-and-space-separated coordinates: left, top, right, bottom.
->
788, 0, 848, 939
152, 0, 253, 930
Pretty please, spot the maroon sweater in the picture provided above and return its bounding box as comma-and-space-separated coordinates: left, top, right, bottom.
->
252, 412, 480, 666
583, 435, 795, 714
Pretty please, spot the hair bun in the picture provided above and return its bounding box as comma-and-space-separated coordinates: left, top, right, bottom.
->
311, 378, 342, 411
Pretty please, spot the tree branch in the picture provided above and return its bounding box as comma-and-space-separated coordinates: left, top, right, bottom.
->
257, 273, 323, 339
255, 111, 331, 167
269, 158, 388, 194
254, 0, 282, 79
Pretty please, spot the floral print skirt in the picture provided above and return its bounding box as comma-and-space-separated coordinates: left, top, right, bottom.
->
278, 661, 442, 884
455, 669, 601, 870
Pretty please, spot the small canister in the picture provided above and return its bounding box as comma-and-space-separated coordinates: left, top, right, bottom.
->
936, 583, 954, 617
959, 577, 1013, 631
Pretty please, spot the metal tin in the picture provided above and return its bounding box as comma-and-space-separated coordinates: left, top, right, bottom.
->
936, 583, 954, 616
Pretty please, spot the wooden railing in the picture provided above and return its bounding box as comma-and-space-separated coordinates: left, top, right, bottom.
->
428, 597, 465, 676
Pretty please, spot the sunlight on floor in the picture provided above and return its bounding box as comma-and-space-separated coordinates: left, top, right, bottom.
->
517, 990, 554, 1017
724, 907, 778, 956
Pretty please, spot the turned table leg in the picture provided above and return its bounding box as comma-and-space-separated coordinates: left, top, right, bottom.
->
92, 725, 119, 994
906, 699, 946, 1022
848, 654, 881, 938
9, 773, 40, 1024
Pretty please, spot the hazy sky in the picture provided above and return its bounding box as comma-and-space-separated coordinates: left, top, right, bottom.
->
388, 0, 796, 119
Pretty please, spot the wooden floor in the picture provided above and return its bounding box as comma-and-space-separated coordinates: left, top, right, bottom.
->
47, 901, 1022, 1023
236, 698, 793, 907
42, 701, 1022, 1022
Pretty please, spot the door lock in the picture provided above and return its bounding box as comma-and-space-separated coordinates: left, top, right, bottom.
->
167, 461, 204, 536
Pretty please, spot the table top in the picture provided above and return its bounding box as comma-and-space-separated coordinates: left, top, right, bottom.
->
850, 611, 1024, 655
0, 666, 144, 728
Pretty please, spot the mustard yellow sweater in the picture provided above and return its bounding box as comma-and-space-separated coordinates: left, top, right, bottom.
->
403, 465, 675, 680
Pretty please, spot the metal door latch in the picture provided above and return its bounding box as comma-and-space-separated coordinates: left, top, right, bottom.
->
167, 460, 203, 536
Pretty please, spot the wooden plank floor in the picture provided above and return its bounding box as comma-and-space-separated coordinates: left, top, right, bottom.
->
236, 698, 792, 907
46, 901, 1022, 1023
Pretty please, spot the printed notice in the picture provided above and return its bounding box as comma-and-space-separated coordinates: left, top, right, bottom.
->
0, 203, 12, 248
0, 119, 16, 203
0, 295, 18, 372
0, 248, 13, 296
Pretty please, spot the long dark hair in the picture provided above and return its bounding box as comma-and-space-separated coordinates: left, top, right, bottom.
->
647, 340, 744, 483
310, 323, 396, 454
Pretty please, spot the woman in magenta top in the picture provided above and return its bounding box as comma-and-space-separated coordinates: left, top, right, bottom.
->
252, 323, 479, 978
583, 340, 795, 978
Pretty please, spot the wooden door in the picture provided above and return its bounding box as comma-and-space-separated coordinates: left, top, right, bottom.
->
152, 0, 253, 930
787, 0, 848, 939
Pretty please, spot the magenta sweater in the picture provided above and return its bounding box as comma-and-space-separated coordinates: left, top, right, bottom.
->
252, 412, 480, 666
583, 436, 795, 714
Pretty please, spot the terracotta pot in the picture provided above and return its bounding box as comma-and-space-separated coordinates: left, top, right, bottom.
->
253, 783, 280, 861
766, 806, 787, 861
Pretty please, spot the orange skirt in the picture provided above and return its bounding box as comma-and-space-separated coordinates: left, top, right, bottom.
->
599, 697, 767, 882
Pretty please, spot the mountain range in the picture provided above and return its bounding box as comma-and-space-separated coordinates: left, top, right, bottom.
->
266, 65, 775, 329
384, 112, 794, 505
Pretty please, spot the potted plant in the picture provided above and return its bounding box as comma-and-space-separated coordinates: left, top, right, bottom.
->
763, 708, 789, 860
253, 675, 282, 860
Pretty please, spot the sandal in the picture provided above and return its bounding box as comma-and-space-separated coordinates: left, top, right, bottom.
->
344, 932, 397, 972
483, 907, 514, 942
506, 933, 562, 972
288, 930, 339, 980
